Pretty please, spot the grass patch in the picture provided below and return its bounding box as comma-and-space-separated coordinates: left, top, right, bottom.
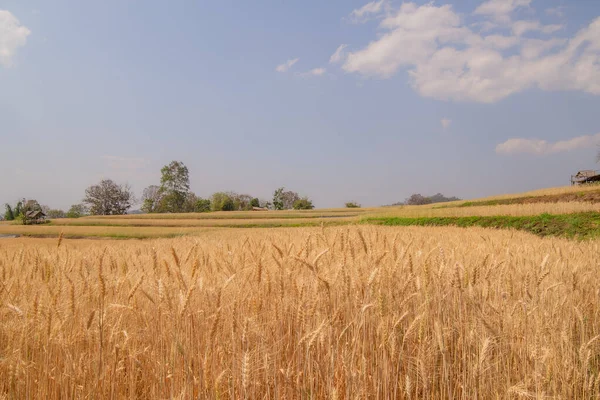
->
434, 189, 600, 209
362, 212, 600, 239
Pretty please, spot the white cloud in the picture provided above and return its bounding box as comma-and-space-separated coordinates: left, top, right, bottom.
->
0, 10, 31, 67
512, 20, 562, 36
275, 58, 299, 73
329, 44, 348, 64
496, 133, 600, 155
102, 156, 148, 170
441, 118, 452, 130
474, 0, 532, 22
349, 0, 388, 23
302, 67, 326, 77
341, 2, 600, 103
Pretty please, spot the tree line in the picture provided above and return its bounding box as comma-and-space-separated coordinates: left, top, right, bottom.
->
3, 161, 316, 220
387, 193, 461, 206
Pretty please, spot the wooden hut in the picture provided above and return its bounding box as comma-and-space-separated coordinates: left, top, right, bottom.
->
571, 170, 600, 185
25, 210, 46, 224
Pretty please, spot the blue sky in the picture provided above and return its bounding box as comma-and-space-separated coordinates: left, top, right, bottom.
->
1, 0, 599, 210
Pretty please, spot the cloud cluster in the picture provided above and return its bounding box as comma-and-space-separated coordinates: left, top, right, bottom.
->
338, 1, 600, 103
496, 133, 600, 155
275, 58, 299, 73
0, 10, 31, 67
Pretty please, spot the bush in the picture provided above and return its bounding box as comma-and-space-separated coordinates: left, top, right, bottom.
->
293, 197, 314, 210
194, 198, 211, 213
211, 192, 235, 211
345, 201, 361, 208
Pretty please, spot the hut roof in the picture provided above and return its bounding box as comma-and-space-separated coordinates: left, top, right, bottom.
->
575, 170, 598, 178
26, 210, 46, 219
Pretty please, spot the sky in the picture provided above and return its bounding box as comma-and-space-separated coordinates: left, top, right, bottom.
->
1, 0, 600, 210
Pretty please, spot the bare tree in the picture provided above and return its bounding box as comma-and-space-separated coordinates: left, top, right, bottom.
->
84, 179, 135, 215
141, 185, 163, 213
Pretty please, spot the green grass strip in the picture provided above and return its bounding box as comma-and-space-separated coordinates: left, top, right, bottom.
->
361, 212, 600, 240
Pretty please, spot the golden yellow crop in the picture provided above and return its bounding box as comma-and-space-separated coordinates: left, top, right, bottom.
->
1, 226, 599, 398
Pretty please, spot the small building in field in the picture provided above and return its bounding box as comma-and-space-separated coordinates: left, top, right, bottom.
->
571, 170, 600, 185
25, 210, 47, 224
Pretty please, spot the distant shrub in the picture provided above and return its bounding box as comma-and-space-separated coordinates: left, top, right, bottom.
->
293, 197, 314, 210
345, 201, 361, 208
194, 198, 211, 213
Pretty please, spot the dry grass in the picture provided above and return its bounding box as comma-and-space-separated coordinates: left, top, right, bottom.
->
459, 184, 600, 203
49, 216, 357, 227
1, 226, 599, 398
0, 225, 222, 239
372, 201, 600, 218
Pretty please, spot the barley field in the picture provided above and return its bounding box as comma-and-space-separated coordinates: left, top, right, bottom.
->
1, 226, 599, 398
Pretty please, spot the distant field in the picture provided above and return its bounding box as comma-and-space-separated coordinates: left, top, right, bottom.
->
1, 185, 599, 239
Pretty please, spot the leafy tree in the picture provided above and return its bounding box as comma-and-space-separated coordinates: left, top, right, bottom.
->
47, 209, 66, 219
250, 198, 260, 208
211, 192, 235, 211
66, 204, 88, 218
160, 161, 190, 194
4, 204, 15, 221
3, 199, 29, 221
141, 185, 163, 213
273, 187, 302, 210
158, 161, 190, 212
345, 201, 361, 208
293, 197, 314, 210
194, 198, 211, 212
230, 192, 253, 211
13, 200, 24, 218
83, 179, 135, 215
273, 187, 284, 210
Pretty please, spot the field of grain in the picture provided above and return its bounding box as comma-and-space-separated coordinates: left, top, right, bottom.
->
371, 201, 600, 218
1, 226, 599, 398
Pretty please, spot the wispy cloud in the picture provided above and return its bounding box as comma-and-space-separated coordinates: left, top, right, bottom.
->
349, 0, 388, 23
512, 20, 562, 36
495, 133, 600, 155
275, 58, 299, 73
441, 118, 452, 130
102, 156, 148, 170
474, 0, 532, 22
0, 10, 31, 67
546, 6, 565, 18
329, 44, 348, 64
305, 67, 326, 77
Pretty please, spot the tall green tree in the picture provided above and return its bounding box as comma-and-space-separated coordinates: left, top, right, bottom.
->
159, 161, 190, 212
4, 204, 15, 221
